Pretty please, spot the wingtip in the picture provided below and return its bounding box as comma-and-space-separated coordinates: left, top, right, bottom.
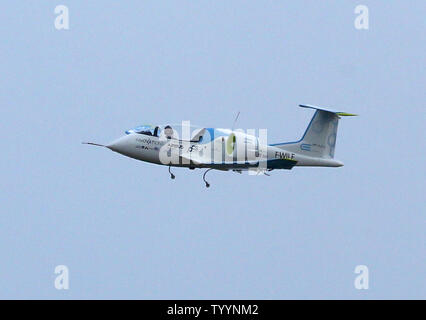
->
336, 112, 358, 117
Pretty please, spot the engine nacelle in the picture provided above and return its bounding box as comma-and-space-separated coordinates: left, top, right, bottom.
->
225, 131, 259, 161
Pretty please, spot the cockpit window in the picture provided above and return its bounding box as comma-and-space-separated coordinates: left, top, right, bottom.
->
138, 128, 154, 136
126, 125, 160, 137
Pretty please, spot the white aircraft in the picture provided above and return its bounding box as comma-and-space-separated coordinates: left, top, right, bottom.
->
84, 105, 356, 187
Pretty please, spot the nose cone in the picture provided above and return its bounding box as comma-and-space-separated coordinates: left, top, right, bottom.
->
106, 135, 131, 153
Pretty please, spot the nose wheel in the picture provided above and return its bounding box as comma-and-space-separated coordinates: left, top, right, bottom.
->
203, 168, 213, 188
168, 165, 175, 180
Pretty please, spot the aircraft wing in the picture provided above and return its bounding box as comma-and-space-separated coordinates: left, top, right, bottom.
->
179, 152, 260, 169
179, 153, 206, 165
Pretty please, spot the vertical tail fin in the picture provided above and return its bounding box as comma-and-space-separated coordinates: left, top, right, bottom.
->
272, 104, 357, 159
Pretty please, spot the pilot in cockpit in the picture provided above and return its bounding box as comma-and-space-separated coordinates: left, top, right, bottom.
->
164, 125, 174, 139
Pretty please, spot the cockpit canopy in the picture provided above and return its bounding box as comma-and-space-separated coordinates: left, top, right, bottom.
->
125, 124, 206, 142
125, 125, 160, 136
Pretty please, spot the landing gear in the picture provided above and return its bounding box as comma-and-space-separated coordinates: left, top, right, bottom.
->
203, 168, 213, 188
168, 165, 175, 180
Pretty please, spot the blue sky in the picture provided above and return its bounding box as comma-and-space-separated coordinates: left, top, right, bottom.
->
0, 1, 424, 299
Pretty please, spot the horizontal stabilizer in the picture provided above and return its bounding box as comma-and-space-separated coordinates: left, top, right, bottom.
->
299, 104, 358, 117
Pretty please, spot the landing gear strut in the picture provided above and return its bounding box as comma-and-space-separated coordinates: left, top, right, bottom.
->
168, 165, 175, 180
203, 168, 213, 188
